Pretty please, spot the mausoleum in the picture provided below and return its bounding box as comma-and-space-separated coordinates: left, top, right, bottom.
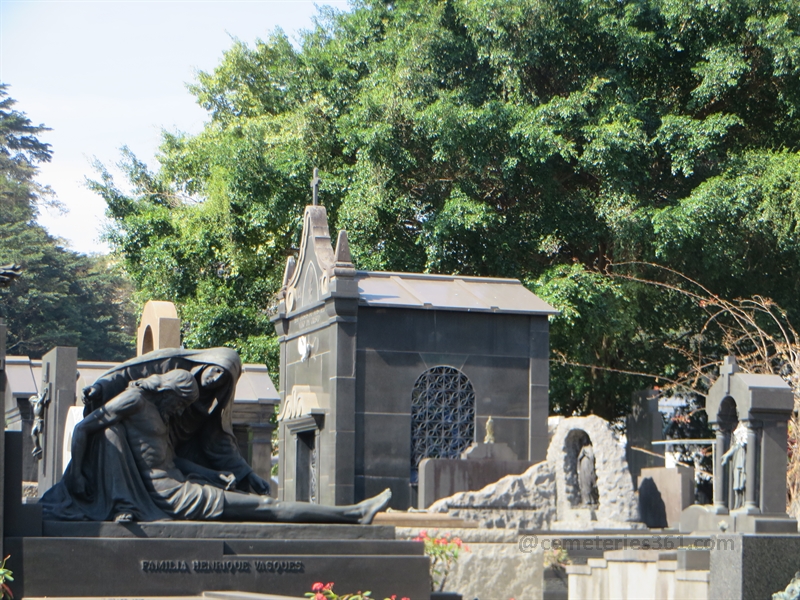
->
272, 203, 556, 509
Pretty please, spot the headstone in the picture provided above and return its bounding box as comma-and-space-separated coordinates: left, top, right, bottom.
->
137, 300, 181, 355
33, 346, 78, 496
417, 454, 533, 509
681, 355, 797, 533
231, 363, 280, 495
4, 355, 40, 483
638, 466, 694, 528
626, 389, 664, 489
709, 534, 800, 600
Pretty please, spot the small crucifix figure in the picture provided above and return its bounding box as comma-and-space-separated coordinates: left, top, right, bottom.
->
310, 168, 321, 206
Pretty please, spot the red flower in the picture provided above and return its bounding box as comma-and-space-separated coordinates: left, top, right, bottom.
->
324, 583, 334, 591
315, 594, 325, 600
312, 582, 325, 592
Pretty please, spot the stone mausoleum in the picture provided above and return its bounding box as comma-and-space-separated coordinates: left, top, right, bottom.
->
272, 204, 556, 509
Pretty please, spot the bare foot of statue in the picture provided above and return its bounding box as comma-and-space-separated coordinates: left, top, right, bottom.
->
114, 512, 134, 523
357, 488, 392, 524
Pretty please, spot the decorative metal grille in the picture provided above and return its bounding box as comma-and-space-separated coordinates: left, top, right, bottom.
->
410, 366, 475, 484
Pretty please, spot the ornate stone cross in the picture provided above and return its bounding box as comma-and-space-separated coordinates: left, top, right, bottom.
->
310, 168, 321, 206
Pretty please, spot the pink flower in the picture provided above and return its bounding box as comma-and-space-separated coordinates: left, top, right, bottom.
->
315, 594, 325, 600
324, 583, 334, 591
312, 583, 325, 592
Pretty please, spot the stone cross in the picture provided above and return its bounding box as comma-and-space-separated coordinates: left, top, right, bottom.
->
719, 354, 739, 396
35, 346, 78, 497
310, 168, 321, 206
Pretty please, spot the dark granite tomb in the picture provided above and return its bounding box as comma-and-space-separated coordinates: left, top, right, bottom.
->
272, 204, 556, 509
3, 431, 430, 598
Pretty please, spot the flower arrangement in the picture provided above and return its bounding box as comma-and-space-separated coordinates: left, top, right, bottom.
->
0, 555, 13, 599
543, 547, 571, 571
305, 581, 409, 600
412, 530, 470, 592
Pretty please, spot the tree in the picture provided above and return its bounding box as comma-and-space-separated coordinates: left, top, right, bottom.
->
0, 85, 135, 360
94, 0, 800, 418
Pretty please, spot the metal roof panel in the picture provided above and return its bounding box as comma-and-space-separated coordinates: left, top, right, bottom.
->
355, 271, 557, 315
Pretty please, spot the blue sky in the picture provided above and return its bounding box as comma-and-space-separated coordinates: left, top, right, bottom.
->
1, 0, 346, 254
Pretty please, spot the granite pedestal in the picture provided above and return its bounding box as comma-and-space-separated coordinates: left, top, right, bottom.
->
4, 432, 430, 599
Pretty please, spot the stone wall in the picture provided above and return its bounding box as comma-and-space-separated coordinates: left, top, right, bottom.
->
428, 461, 556, 530
395, 527, 544, 600
429, 415, 641, 530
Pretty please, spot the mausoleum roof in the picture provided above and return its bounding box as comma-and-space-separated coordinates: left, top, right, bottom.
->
355, 271, 557, 315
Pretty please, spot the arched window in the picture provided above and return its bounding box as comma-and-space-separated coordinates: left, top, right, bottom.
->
410, 366, 475, 483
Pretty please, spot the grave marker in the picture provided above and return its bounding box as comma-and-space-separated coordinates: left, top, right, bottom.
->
34, 346, 77, 496
680, 355, 796, 533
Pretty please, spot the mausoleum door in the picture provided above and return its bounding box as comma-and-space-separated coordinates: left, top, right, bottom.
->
295, 429, 318, 503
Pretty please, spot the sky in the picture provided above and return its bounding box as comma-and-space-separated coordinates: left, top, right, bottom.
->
1, 0, 347, 254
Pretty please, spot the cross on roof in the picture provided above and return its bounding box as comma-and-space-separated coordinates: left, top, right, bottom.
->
720, 355, 739, 395
310, 168, 321, 206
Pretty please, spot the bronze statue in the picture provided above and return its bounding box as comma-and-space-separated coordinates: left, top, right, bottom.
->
42, 363, 391, 524
29, 386, 50, 460
82, 347, 270, 494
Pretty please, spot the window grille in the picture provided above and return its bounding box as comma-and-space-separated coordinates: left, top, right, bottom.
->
410, 366, 475, 483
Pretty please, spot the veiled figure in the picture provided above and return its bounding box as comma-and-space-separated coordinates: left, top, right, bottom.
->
82, 347, 269, 494
578, 442, 598, 506
42, 357, 391, 524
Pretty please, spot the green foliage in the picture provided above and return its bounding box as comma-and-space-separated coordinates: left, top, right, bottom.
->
305, 581, 409, 600
0, 554, 13, 599
412, 530, 469, 592
95, 0, 800, 417
0, 86, 135, 361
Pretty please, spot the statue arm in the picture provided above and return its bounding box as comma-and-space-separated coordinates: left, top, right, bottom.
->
720, 443, 737, 466
173, 456, 237, 490
199, 418, 270, 494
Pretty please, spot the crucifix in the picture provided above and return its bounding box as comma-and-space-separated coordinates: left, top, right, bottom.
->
310, 167, 321, 205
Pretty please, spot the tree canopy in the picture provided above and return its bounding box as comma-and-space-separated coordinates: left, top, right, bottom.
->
0, 85, 135, 360
94, 0, 800, 418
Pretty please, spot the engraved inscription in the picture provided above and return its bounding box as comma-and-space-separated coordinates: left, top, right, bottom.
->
139, 559, 305, 575
141, 560, 191, 573
254, 560, 305, 574
193, 560, 252, 574
292, 307, 326, 331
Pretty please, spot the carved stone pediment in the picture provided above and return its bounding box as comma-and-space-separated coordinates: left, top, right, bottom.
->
277, 206, 356, 317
